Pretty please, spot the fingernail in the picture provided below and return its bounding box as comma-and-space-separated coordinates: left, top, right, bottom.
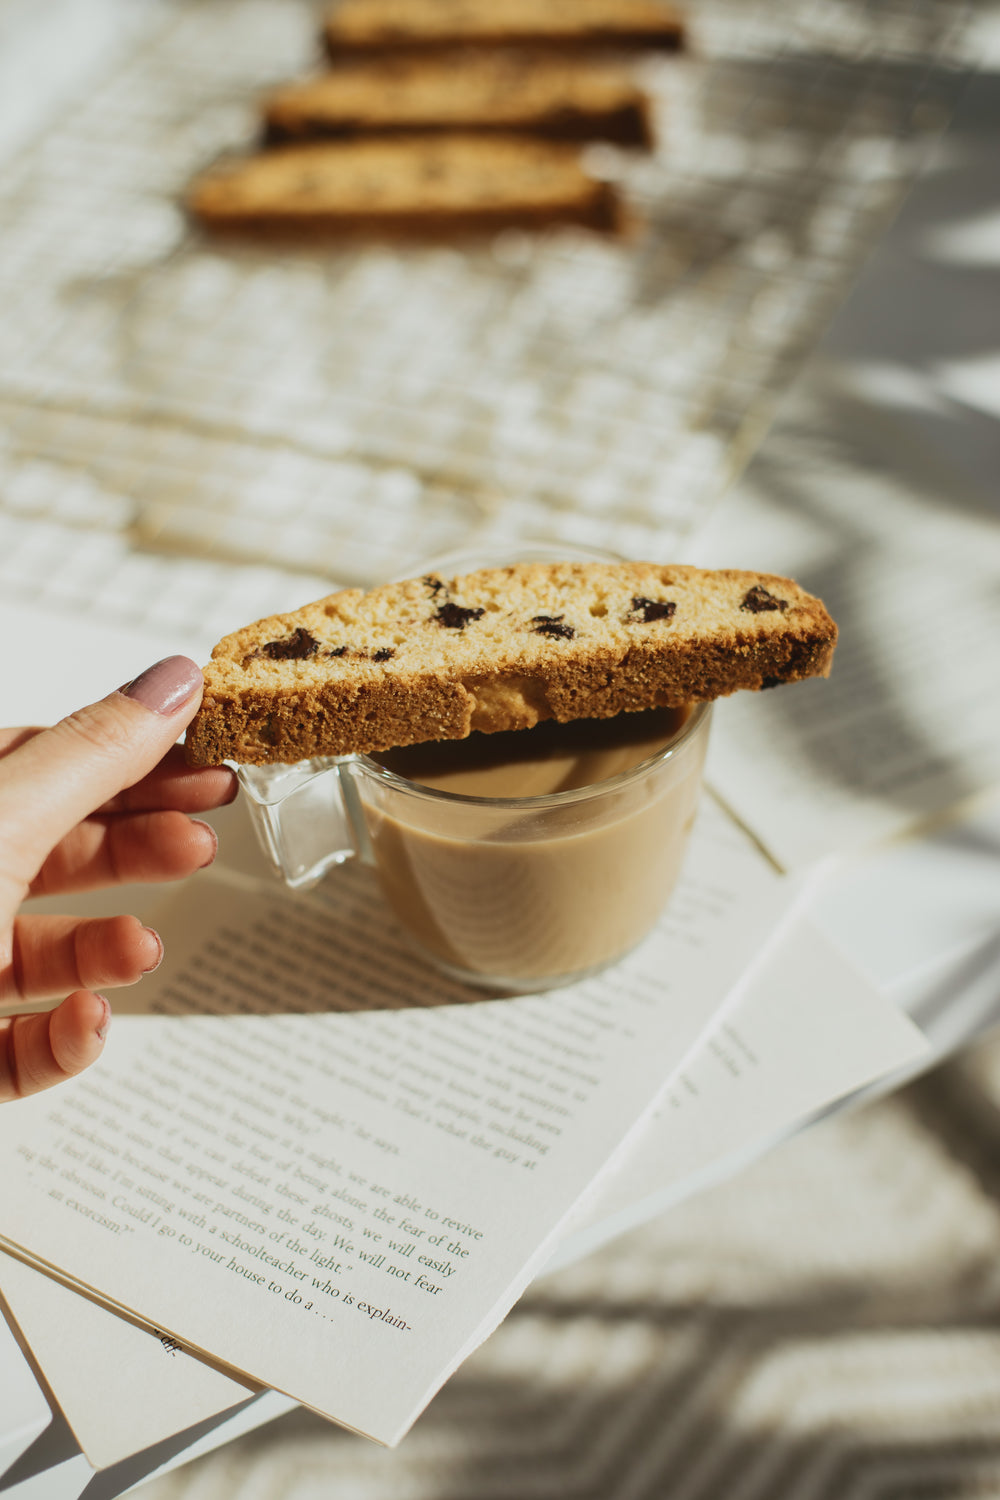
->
121, 656, 202, 717
95, 995, 112, 1043
142, 928, 165, 973
192, 819, 219, 868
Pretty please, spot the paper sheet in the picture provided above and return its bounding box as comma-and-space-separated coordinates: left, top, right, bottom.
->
554, 919, 927, 1266
0, 798, 795, 1446
0, 1256, 257, 1473
0, 912, 925, 1468
808, 785, 1000, 990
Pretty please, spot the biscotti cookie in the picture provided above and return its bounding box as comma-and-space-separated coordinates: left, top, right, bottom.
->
185, 562, 837, 767
188, 134, 622, 236
264, 53, 654, 149
323, 0, 685, 57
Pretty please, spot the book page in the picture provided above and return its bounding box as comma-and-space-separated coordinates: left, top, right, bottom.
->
0, 799, 793, 1447
0, 1253, 257, 1471
0, 912, 925, 1469
550, 920, 928, 1267
808, 785, 1000, 990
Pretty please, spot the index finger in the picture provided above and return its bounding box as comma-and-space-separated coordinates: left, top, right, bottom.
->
0, 733, 235, 815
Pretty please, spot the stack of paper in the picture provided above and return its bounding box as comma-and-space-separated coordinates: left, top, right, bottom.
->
0, 860, 925, 1469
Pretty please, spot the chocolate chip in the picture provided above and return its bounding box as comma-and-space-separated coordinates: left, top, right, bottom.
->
258, 628, 320, 661
328, 645, 348, 658
531, 615, 575, 641
741, 585, 788, 614
760, 675, 784, 689
630, 596, 676, 624
424, 575, 446, 596
435, 601, 485, 630
372, 647, 395, 662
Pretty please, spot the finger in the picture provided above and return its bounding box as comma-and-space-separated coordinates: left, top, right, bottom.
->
0, 992, 110, 1102
0, 657, 204, 896
3, 914, 162, 1004
30, 811, 217, 896
0, 728, 41, 758
0, 735, 237, 815
98, 746, 238, 815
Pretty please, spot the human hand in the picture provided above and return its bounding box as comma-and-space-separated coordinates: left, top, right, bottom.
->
0, 656, 235, 1102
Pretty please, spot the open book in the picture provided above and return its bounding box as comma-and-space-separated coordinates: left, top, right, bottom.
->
0, 790, 926, 1454
1, 907, 924, 1471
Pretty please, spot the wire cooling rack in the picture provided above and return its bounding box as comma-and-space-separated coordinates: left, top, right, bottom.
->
0, 0, 975, 604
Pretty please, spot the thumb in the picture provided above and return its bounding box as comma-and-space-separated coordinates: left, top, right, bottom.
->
0, 656, 204, 892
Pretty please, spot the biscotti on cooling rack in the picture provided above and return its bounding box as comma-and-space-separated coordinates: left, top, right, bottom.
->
187, 135, 622, 235
184, 562, 837, 767
323, 0, 685, 57
263, 53, 654, 148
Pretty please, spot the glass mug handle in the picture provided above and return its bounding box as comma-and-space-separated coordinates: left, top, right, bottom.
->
237, 759, 372, 890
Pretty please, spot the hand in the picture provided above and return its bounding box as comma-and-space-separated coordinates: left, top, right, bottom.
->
0, 657, 235, 1102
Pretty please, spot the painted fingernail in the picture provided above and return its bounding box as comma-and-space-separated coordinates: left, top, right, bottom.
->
142, 928, 165, 973
121, 656, 203, 717
192, 819, 219, 868
95, 995, 112, 1043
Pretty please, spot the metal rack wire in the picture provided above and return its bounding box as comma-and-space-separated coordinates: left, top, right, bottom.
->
0, 0, 974, 617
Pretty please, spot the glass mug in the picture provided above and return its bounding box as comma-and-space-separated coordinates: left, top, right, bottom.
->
237, 547, 712, 992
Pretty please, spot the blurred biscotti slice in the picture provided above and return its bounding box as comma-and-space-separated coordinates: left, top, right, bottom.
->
188, 134, 622, 235
263, 53, 654, 148
184, 561, 837, 766
323, 0, 685, 56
